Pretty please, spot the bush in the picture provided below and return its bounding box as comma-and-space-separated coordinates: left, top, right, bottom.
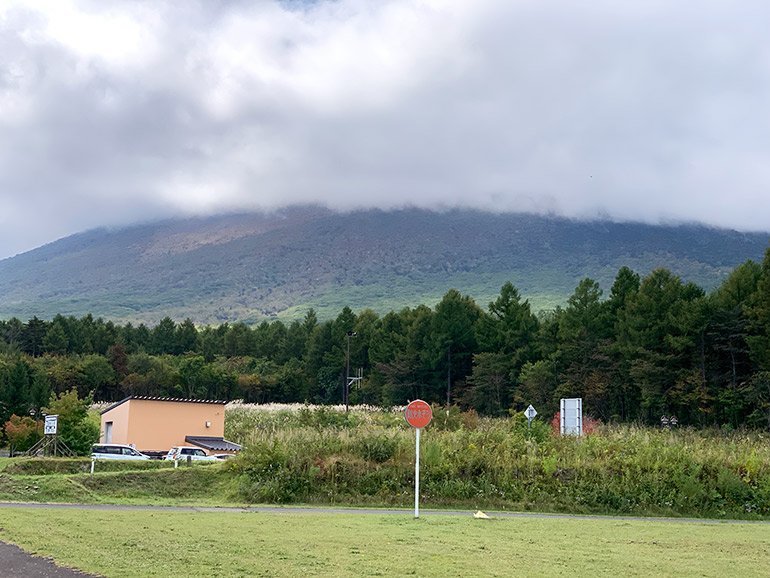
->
550, 411, 601, 435
4, 415, 43, 453
429, 405, 480, 431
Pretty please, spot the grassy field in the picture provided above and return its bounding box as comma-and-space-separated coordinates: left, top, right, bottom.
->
0, 463, 240, 506
2, 417, 770, 576
3, 416, 770, 518
1, 507, 769, 577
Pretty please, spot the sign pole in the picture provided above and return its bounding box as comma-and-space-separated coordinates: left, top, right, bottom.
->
404, 399, 432, 520
414, 427, 421, 519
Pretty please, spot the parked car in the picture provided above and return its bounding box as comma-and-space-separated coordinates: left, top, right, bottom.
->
164, 446, 219, 462
92, 444, 151, 460
211, 453, 235, 461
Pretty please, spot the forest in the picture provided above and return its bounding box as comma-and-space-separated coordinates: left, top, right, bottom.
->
1, 247, 769, 431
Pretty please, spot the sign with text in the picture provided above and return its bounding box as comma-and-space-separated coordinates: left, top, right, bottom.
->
44, 414, 58, 435
404, 399, 432, 519
404, 400, 432, 429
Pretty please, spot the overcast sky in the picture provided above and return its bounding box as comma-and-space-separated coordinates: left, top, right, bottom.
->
1, 0, 769, 260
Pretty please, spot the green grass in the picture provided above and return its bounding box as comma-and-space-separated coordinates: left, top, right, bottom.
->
3, 458, 184, 476
75, 467, 241, 505
0, 464, 240, 506
0, 508, 769, 577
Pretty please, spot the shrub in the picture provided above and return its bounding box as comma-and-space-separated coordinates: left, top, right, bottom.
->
550, 411, 601, 435
4, 415, 43, 453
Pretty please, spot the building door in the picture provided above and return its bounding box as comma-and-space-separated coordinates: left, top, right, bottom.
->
105, 421, 113, 443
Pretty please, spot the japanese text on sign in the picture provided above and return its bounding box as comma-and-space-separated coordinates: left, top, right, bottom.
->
404, 400, 432, 429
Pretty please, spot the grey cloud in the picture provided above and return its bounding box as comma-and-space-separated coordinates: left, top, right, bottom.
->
1, 0, 769, 259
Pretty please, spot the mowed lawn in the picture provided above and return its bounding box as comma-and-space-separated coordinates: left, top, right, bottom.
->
1, 508, 769, 577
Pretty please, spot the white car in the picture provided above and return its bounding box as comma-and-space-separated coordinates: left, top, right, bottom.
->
92, 444, 151, 460
164, 446, 218, 462
211, 453, 235, 461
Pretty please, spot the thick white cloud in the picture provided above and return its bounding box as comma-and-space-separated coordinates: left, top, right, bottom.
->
1, 0, 769, 258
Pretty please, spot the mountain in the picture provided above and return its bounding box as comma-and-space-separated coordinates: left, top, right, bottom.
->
0, 206, 768, 324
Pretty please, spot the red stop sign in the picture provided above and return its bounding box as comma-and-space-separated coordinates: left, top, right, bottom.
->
405, 400, 433, 429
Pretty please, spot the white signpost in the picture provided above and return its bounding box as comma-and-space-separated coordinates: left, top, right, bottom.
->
560, 398, 583, 436
24, 413, 72, 457
524, 405, 537, 428
44, 414, 58, 435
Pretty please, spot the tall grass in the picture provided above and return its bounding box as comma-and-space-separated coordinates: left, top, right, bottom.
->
225, 405, 770, 518
224, 403, 403, 440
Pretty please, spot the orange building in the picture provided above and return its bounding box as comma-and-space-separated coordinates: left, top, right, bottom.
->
99, 396, 241, 454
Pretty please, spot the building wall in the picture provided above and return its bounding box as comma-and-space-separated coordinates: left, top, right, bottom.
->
101, 400, 226, 453
100, 401, 130, 445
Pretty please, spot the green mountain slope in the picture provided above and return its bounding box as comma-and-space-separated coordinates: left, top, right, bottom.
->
0, 207, 767, 324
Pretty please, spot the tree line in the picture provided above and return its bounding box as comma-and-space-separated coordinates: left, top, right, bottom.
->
1, 247, 769, 429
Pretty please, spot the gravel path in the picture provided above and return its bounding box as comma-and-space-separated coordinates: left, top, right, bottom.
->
0, 541, 99, 577
1, 501, 768, 524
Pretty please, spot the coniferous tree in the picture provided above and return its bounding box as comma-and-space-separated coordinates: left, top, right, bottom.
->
604, 267, 641, 420
431, 290, 481, 405
0, 318, 24, 349
705, 261, 761, 424
747, 248, 770, 371
554, 278, 613, 418
466, 352, 512, 415
468, 282, 539, 414
22, 317, 47, 357
175, 318, 199, 354
43, 321, 69, 355
150, 317, 177, 355
478, 282, 538, 361
617, 269, 705, 423
0, 360, 32, 424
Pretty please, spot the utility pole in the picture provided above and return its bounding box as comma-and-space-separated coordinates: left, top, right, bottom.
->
446, 344, 451, 407
345, 331, 361, 412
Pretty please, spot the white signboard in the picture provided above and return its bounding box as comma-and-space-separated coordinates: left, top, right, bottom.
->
524, 405, 537, 420
44, 414, 58, 435
560, 398, 582, 436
